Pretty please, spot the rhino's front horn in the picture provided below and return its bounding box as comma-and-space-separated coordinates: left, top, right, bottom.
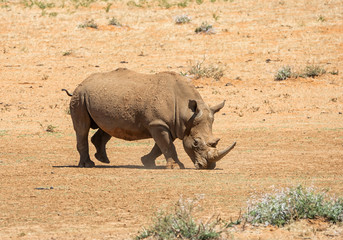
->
208, 142, 236, 162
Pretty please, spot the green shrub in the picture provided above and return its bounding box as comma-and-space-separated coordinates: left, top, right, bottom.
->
317, 15, 326, 22
177, 0, 189, 8
108, 17, 121, 26
62, 50, 72, 56
135, 196, 222, 240
158, 0, 172, 8
299, 65, 326, 78
71, 0, 96, 8
195, 22, 215, 34
78, 19, 98, 29
246, 185, 343, 227
275, 65, 327, 80
329, 70, 339, 75
127, 0, 149, 8
174, 14, 191, 24
274, 66, 292, 81
104, 2, 112, 12
46, 125, 57, 133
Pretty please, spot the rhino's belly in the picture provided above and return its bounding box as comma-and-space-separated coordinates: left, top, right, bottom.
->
106, 127, 151, 141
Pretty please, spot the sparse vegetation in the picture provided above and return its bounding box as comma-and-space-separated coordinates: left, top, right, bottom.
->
29, 0, 55, 9
46, 125, 57, 133
274, 66, 292, 81
104, 2, 112, 12
78, 19, 98, 29
246, 185, 343, 227
136, 185, 343, 239
62, 50, 72, 56
299, 65, 326, 78
0, 130, 8, 137
21, 0, 56, 15
108, 17, 122, 26
329, 70, 339, 75
127, 0, 149, 8
158, 0, 172, 8
135, 195, 224, 240
195, 22, 215, 34
275, 65, 328, 80
127, 0, 192, 8
212, 13, 220, 21
48, 11, 58, 17
317, 15, 326, 22
182, 60, 225, 81
177, 0, 189, 7
71, 0, 96, 8
174, 14, 191, 24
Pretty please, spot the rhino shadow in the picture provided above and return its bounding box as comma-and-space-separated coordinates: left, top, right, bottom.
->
53, 165, 181, 169
52, 165, 223, 170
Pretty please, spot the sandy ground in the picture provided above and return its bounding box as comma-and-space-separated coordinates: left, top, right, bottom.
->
1, 0, 343, 239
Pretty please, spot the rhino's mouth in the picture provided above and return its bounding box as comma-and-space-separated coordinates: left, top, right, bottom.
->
194, 155, 208, 169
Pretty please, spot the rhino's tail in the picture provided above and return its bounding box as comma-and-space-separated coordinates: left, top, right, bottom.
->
62, 89, 73, 97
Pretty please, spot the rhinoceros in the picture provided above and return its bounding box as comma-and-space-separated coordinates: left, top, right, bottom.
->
64, 68, 236, 169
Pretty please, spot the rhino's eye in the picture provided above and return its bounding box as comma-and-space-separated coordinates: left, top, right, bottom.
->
192, 138, 201, 148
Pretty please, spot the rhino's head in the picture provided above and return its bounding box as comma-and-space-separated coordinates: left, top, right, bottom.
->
183, 100, 236, 169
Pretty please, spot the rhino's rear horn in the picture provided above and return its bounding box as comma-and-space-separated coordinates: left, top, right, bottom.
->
208, 142, 236, 162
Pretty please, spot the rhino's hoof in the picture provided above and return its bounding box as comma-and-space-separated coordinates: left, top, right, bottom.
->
78, 160, 95, 168
141, 156, 156, 168
178, 163, 185, 169
166, 163, 174, 169
95, 153, 110, 164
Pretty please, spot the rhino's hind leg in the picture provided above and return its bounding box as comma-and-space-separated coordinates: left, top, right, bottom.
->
76, 132, 95, 168
70, 93, 96, 168
71, 112, 95, 168
149, 126, 185, 169
91, 129, 111, 164
141, 143, 161, 168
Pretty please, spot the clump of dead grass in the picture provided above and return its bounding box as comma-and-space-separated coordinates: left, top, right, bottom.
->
182, 59, 225, 81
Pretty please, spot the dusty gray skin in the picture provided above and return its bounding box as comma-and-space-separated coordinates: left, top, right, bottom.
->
66, 68, 236, 169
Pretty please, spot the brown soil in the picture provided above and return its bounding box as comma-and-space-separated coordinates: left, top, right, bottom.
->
1, 0, 343, 239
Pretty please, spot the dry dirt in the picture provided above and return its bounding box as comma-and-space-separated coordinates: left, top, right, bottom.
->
1, 0, 343, 239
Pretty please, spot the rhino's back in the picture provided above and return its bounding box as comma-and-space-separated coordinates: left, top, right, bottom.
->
75, 68, 200, 140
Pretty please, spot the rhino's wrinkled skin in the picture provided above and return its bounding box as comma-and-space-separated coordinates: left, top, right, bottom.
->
68, 68, 236, 169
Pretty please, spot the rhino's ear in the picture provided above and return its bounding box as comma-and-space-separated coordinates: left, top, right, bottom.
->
188, 100, 202, 119
210, 100, 226, 114
189, 100, 199, 114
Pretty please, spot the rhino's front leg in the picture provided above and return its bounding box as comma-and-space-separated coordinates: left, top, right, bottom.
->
141, 143, 161, 168
149, 125, 185, 169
